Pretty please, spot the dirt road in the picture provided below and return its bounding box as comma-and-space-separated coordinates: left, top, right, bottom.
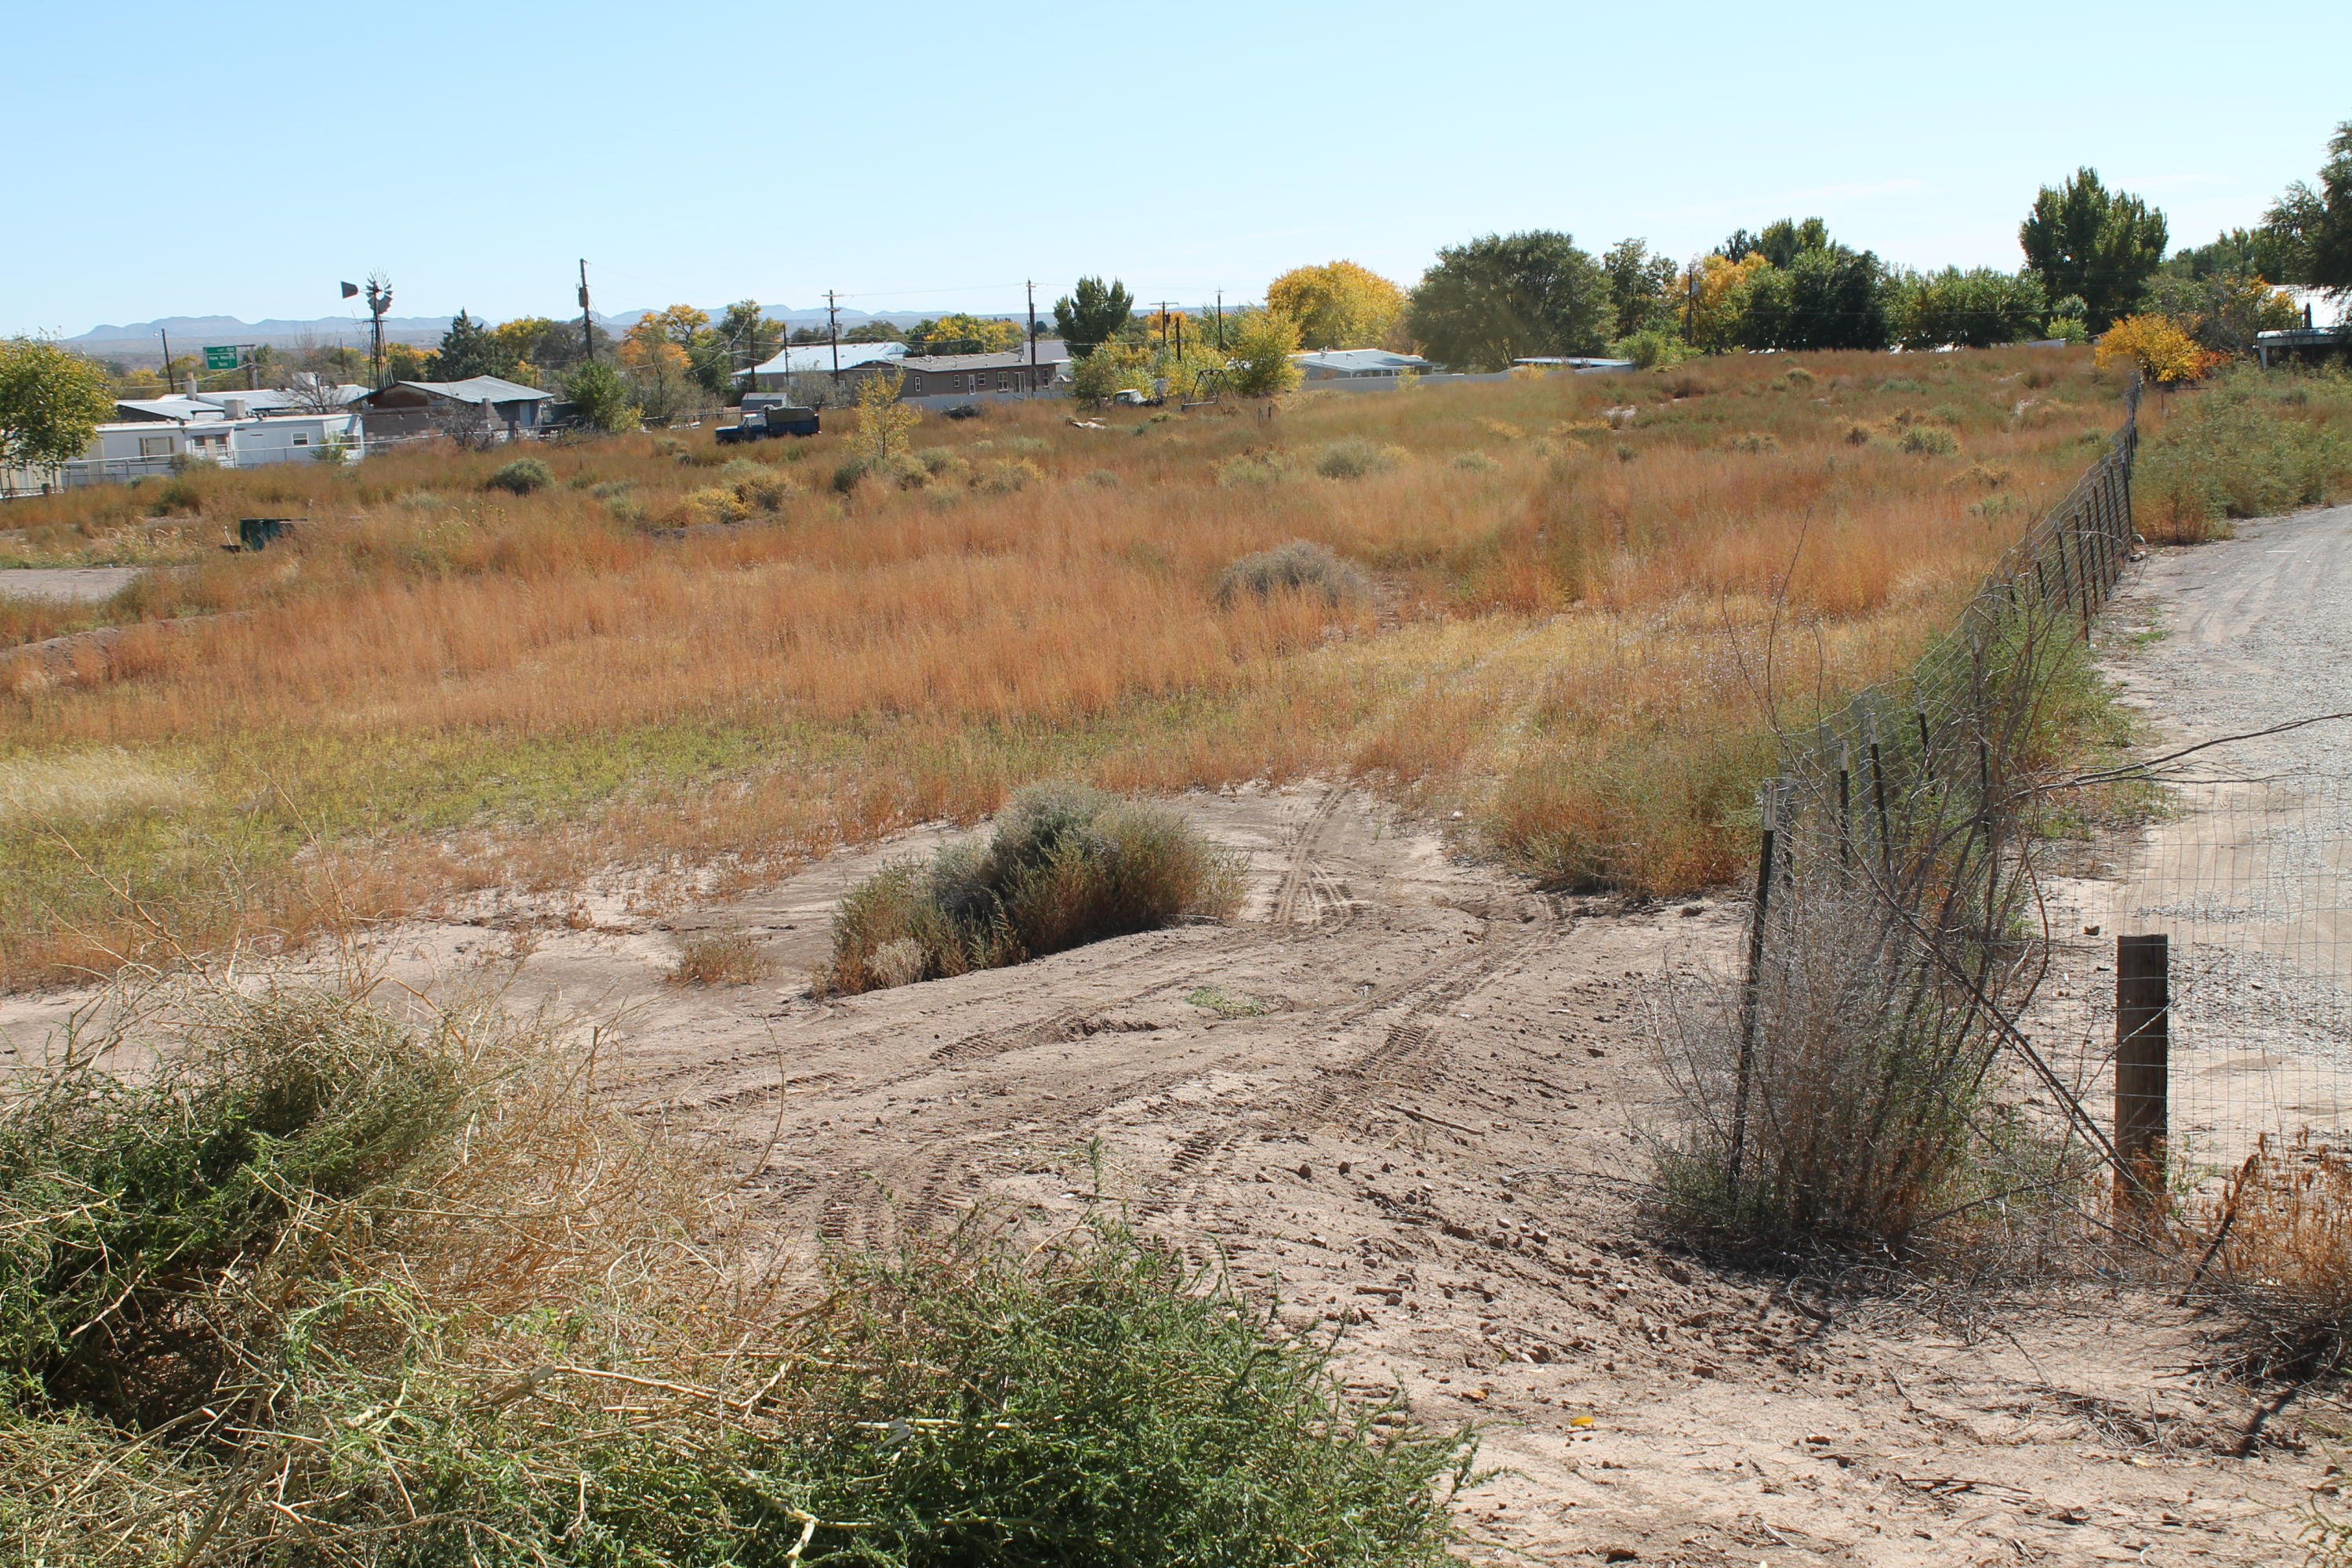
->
10, 780, 2314, 1564
2043, 503, 2352, 1167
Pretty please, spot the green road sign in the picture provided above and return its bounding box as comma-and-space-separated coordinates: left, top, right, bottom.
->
202, 346, 239, 370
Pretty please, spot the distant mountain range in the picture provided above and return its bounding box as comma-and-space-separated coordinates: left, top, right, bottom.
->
64, 306, 1021, 363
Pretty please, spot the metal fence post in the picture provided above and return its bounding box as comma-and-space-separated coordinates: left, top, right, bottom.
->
2115, 933, 2171, 1210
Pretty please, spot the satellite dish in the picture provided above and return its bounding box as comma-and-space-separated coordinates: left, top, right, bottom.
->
340, 281, 360, 298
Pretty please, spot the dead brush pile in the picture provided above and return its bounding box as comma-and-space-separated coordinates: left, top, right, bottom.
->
2, 980, 1468, 1566
2188, 1133, 2352, 1381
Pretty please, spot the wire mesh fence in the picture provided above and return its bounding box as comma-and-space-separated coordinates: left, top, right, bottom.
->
1693, 366, 2352, 1327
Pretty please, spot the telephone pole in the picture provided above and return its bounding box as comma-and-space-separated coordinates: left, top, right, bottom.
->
826, 290, 840, 395
1156, 302, 1171, 351
1025, 280, 1037, 394
578, 260, 595, 364
1215, 291, 1224, 351
158, 327, 173, 391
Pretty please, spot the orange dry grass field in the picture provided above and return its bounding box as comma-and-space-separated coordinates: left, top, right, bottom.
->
0, 348, 2129, 988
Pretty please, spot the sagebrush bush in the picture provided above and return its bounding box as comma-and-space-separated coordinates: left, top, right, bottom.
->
820, 783, 1243, 993
485, 457, 554, 495
1315, 437, 1403, 479
1451, 449, 1501, 471
1214, 539, 1370, 608
2137, 368, 2352, 542
1900, 424, 1959, 456
666, 931, 771, 985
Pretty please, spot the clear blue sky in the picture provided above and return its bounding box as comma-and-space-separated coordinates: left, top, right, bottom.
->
6, 1, 2347, 336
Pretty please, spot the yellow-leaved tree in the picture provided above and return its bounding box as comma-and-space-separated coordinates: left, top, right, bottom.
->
2095, 315, 2216, 383
853, 369, 920, 464
1678, 252, 1771, 352
1265, 261, 1406, 350
1229, 310, 1304, 397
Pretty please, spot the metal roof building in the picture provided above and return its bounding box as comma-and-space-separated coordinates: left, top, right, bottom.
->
1293, 348, 1437, 379
745, 342, 907, 387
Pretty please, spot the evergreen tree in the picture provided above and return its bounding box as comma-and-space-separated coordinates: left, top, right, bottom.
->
1406, 230, 1611, 371
435, 311, 518, 381
1052, 278, 1134, 357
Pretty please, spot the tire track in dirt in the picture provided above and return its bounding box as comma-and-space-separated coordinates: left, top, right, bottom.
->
1132, 923, 1552, 1225
1270, 786, 1348, 925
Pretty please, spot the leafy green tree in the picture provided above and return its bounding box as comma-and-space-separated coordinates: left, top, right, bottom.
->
1601, 238, 1680, 339
2294, 118, 2352, 292
1889, 267, 2048, 349
1722, 217, 1831, 269
435, 311, 518, 380
2019, 169, 2169, 332
0, 337, 115, 470
1229, 310, 1303, 398
1735, 245, 1889, 350
561, 360, 638, 432
1052, 277, 1135, 356
1406, 230, 1612, 371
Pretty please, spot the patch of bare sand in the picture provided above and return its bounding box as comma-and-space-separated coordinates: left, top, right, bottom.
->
0, 784, 2322, 1563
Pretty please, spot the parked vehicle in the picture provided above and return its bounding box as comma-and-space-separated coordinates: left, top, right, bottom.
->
716, 405, 820, 444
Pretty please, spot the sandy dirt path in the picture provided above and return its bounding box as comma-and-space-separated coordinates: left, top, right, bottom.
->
6, 782, 2320, 1565
0, 566, 143, 601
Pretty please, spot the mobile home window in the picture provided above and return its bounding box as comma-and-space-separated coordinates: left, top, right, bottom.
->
139, 436, 172, 457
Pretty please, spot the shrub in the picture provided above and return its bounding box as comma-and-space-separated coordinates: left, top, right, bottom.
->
977, 457, 1042, 493
1451, 449, 1501, 471
2096, 314, 2217, 384
0, 989, 463, 1426
1612, 328, 1690, 369
485, 456, 554, 495
1722, 431, 1780, 453
727, 464, 796, 511
1314, 437, 1403, 479
1214, 539, 1370, 608
0, 989, 1475, 1566
671, 486, 749, 527
2136, 370, 2352, 541
1085, 468, 1120, 488
1899, 424, 1959, 456
819, 783, 1243, 994
666, 931, 771, 985
1217, 452, 1288, 486
147, 477, 201, 516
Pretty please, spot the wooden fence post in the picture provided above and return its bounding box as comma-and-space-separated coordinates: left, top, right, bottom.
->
2115, 933, 2170, 1210
1730, 780, 1783, 1189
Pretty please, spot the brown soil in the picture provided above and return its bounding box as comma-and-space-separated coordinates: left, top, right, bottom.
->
2, 782, 2325, 1565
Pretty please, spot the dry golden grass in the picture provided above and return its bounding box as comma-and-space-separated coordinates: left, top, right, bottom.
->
0, 347, 2133, 986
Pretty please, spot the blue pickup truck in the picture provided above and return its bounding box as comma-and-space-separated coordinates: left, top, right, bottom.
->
716, 400, 820, 444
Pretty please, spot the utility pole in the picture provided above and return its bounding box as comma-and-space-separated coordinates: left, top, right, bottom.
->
1156, 302, 1171, 352
826, 290, 840, 396
1026, 280, 1038, 394
1215, 291, 1224, 351
579, 260, 595, 365
158, 327, 173, 392
1684, 263, 1698, 346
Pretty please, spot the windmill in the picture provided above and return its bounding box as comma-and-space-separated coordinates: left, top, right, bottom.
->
342, 273, 394, 389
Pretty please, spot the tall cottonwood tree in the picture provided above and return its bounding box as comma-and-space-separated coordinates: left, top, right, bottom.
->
2019, 170, 2169, 332
1405, 230, 1610, 370
1265, 261, 1406, 350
